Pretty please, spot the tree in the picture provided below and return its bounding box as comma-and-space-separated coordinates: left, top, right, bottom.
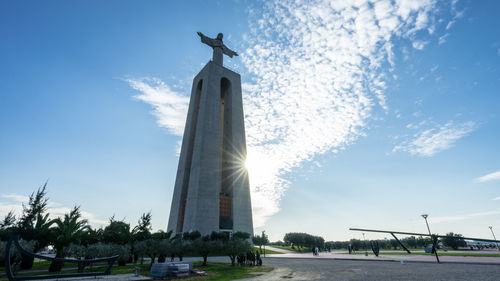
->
109, 244, 131, 266
80, 227, 103, 246
224, 233, 251, 266
0, 239, 36, 267
233, 231, 250, 240
17, 183, 54, 269
416, 236, 426, 248
183, 230, 202, 241
193, 235, 219, 266
102, 217, 131, 245
1, 210, 16, 228
133, 240, 147, 264
151, 230, 172, 240
49, 206, 89, 272
137, 239, 161, 265
253, 233, 269, 253
442, 232, 467, 250
404, 236, 417, 249
0, 210, 16, 241
389, 239, 400, 250
350, 239, 362, 251
157, 239, 172, 263
210, 231, 230, 242
132, 212, 152, 242
283, 232, 324, 251
252, 235, 262, 249
170, 233, 191, 261
18, 183, 49, 231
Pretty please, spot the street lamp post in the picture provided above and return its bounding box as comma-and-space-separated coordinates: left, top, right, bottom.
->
422, 214, 431, 236
262, 230, 266, 257
422, 214, 440, 263
362, 233, 368, 256
489, 226, 499, 251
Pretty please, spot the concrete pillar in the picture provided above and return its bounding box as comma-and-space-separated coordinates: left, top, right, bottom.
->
167, 61, 253, 237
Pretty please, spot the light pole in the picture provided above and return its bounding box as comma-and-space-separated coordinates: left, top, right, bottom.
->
262, 230, 266, 257
362, 233, 368, 256
421, 214, 431, 236
422, 214, 440, 263
489, 226, 499, 251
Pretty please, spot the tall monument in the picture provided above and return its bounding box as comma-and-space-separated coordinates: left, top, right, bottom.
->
167, 32, 253, 236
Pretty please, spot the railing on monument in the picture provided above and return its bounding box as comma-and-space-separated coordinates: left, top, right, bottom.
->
207, 59, 239, 73
4, 235, 119, 281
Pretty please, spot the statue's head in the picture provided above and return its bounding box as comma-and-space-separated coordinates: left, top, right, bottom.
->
217, 33, 223, 40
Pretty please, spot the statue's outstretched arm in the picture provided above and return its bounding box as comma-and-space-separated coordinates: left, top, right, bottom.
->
222, 45, 238, 57
198, 31, 216, 46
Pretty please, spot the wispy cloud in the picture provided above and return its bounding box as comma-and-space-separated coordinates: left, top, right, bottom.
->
130, 0, 456, 227
127, 77, 189, 137
0, 193, 107, 226
475, 171, 500, 183
412, 40, 428, 50
1, 193, 29, 203
393, 121, 475, 157
431, 209, 500, 224
438, 33, 449, 45
492, 197, 500, 201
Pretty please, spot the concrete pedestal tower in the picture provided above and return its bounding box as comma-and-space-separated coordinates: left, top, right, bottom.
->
167, 32, 253, 237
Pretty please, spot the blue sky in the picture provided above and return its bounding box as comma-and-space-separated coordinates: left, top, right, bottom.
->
1, 0, 500, 242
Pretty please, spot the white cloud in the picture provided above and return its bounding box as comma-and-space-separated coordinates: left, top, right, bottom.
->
1, 193, 29, 203
431, 209, 500, 224
412, 40, 428, 50
0, 193, 107, 227
393, 121, 475, 157
446, 20, 455, 30
130, 0, 455, 227
475, 171, 500, 183
127, 77, 189, 137
438, 33, 449, 45
492, 197, 500, 201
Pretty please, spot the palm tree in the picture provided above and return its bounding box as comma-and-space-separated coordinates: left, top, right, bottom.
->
17, 183, 54, 269
49, 206, 89, 272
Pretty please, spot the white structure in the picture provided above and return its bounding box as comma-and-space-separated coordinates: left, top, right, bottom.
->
167, 33, 253, 236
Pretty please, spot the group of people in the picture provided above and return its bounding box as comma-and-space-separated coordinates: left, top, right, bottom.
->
237, 250, 263, 266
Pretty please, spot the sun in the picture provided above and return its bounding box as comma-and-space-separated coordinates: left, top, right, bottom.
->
244, 152, 258, 174
243, 150, 278, 184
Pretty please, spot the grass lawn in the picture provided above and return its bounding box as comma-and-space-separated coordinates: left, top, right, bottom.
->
273, 245, 313, 253
181, 261, 273, 281
2, 261, 273, 281
253, 246, 283, 255
2, 264, 151, 279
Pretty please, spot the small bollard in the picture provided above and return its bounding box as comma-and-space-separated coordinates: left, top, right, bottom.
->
135, 267, 140, 277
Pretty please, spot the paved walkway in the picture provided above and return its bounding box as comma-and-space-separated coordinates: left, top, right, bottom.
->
9, 252, 500, 281
246, 257, 500, 281
264, 251, 500, 264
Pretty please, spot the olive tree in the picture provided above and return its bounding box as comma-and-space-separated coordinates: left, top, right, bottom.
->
224, 232, 251, 266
